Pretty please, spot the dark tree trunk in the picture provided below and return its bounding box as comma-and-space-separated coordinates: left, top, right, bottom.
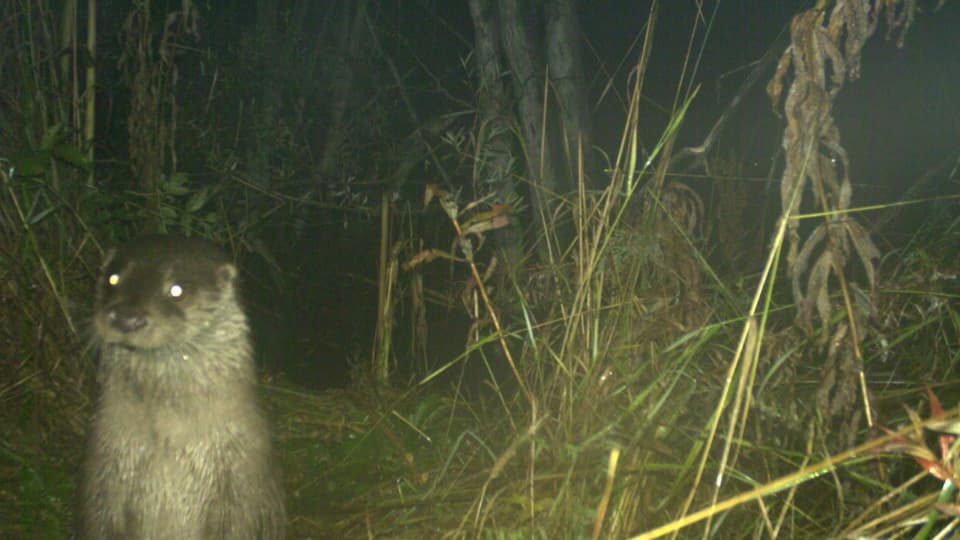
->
546, 0, 591, 184
468, 0, 526, 272
468, 0, 591, 263
319, 0, 369, 180
498, 0, 562, 252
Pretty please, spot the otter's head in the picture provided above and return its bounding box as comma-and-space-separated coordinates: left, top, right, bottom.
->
94, 235, 238, 350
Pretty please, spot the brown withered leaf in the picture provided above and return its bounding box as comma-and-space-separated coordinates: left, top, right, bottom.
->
875, 389, 960, 483
423, 183, 441, 208
933, 503, 960, 518
402, 248, 461, 270
767, 2, 909, 331
876, 425, 952, 481
461, 204, 512, 237
424, 183, 459, 221
461, 191, 498, 214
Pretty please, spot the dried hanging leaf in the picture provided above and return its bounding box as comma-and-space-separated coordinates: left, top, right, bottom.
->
461, 203, 512, 237
846, 220, 881, 291
402, 248, 460, 270
423, 183, 441, 207
424, 183, 459, 221
766, 2, 916, 330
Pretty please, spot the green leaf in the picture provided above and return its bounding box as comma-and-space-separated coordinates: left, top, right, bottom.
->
51, 142, 91, 172
10, 149, 49, 177
39, 123, 65, 151
161, 173, 191, 195
185, 188, 209, 213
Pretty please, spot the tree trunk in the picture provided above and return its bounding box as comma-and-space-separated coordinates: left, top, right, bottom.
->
545, 0, 591, 184
468, 0, 525, 273
318, 0, 369, 180
498, 0, 561, 249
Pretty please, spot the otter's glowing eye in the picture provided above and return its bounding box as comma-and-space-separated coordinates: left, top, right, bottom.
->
108, 273, 120, 286
169, 284, 184, 298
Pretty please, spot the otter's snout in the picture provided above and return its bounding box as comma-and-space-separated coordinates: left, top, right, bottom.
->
105, 307, 149, 333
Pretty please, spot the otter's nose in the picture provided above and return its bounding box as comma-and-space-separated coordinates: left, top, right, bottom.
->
107, 309, 148, 333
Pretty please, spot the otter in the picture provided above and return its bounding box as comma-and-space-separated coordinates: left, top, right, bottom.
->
82, 234, 285, 540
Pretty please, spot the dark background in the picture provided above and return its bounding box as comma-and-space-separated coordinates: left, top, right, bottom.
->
91, 1, 960, 389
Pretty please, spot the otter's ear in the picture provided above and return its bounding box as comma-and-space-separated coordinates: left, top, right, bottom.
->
216, 263, 238, 287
